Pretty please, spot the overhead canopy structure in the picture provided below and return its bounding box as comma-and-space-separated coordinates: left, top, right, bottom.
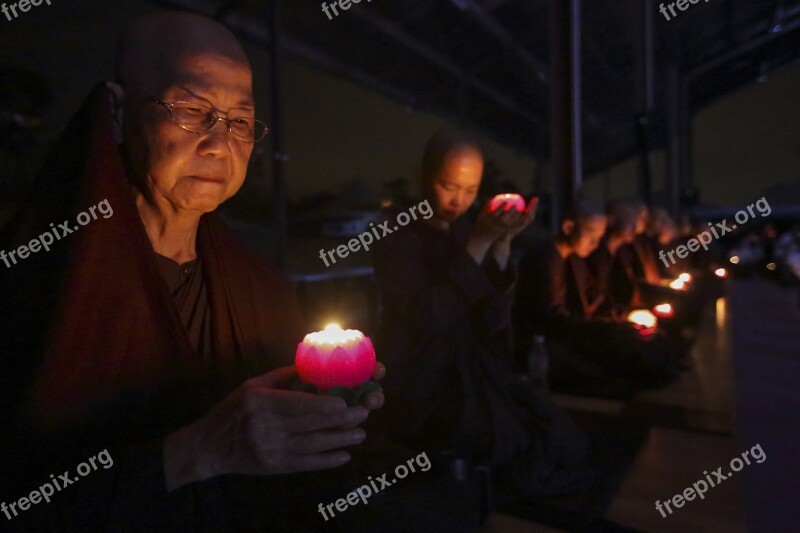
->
153, 0, 800, 174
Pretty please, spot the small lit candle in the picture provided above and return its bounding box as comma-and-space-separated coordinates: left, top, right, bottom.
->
669, 278, 687, 290
715, 267, 728, 278
627, 309, 658, 336
652, 303, 674, 319
295, 324, 376, 391
679, 273, 692, 283
489, 193, 527, 213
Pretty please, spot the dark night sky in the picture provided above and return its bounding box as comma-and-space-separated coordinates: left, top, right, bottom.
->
585, 63, 800, 207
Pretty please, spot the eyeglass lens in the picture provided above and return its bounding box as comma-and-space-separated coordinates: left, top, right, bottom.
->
170, 102, 266, 141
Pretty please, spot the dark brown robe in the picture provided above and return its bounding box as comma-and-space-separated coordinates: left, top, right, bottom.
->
513, 240, 615, 349
631, 235, 664, 285
588, 242, 642, 312
372, 214, 592, 497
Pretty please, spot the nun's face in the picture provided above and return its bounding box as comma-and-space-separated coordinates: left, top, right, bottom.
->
126, 52, 255, 215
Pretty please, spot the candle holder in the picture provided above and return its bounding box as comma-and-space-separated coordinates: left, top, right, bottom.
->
292, 379, 382, 406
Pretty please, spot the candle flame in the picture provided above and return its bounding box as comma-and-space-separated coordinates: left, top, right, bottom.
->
669, 278, 686, 290
304, 323, 364, 346
715, 267, 727, 278
679, 273, 692, 283
653, 303, 673, 317
627, 309, 657, 329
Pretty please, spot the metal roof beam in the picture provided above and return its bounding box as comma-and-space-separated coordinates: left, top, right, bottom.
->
347, 6, 546, 128
454, 0, 550, 84
690, 16, 800, 78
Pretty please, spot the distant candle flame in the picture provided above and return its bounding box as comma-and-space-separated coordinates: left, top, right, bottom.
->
627, 310, 657, 329
669, 279, 686, 290
730, 256, 740, 264
653, 303, 674, 318
679, 273, 692, 283
715, 268, 728, 278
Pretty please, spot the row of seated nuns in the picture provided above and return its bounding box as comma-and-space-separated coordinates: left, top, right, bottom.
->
365, 127, 722, 527
512, 196, 716, 398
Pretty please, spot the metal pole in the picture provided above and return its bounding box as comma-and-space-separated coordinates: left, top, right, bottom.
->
549, 0, 581, 229
270, 0, 287, 266
636, 0, 655, 205
644, 0, 655, 111
681, 76, 693, 199
570, 0, 583, 194
666, 63, 681, 217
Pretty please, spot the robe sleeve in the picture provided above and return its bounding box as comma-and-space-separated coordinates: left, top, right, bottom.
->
514, 243, 615, 342
480, 253, 517, 330
373, 225, 514, 335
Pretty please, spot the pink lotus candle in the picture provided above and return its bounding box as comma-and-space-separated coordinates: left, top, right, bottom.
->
489, 193, 527, 213
295, 324, 376, 391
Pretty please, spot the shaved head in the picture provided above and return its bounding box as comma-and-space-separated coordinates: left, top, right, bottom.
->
564, 197, 604, 224
606, 199, 638, 238
115, 11, 251, 97
420, 128, 483, 226
560, 197, 607, 258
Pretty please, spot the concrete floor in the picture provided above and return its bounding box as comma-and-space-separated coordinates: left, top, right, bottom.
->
607, 297, 746, 532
